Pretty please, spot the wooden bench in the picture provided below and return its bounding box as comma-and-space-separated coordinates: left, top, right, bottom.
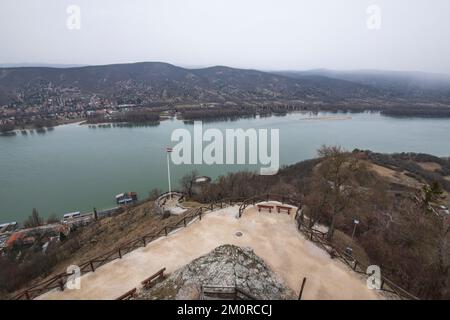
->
141, 268, 166, 289
257, 204, 274, 213
115, 287, 137, 300
276, 205, 292, 215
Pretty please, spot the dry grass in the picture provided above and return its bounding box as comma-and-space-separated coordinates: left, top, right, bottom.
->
332, 229, 371, 268
369, 163, 422, 188
369, 163, 397, 178
416, 162, 442, 172
11, 199, 199, 296
52, 201, 195, 273
181, 201, 203, 208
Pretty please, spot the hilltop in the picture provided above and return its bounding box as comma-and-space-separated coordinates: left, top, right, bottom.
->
1, 150, 449, 300
135, 244, 295, 300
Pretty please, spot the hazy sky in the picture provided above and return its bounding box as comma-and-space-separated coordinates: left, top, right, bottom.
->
1, 0, 449, 73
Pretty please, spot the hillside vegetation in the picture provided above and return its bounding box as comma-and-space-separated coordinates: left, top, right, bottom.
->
0, 200, 192, 298
189, 148, 450, 299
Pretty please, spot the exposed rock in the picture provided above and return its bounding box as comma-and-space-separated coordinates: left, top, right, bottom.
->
135, 244, 295, 300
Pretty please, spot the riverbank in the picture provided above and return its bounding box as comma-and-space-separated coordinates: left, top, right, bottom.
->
3, 102, 450, 137
0, 118, 84, 136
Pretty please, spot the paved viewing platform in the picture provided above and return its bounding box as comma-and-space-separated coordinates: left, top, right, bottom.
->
38, 203, 381, 300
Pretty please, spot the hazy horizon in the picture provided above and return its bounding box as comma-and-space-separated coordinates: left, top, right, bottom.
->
2, 61, 450, 78
1, 0, 450, 74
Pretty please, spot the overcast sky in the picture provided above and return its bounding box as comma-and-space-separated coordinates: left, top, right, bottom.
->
1, 0, 449, 73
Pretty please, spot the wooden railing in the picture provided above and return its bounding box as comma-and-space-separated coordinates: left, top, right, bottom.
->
12, 197, 243, 300
141, 268, 166, 289
11, 273, 70, 300
115, 288, 137, 300
294, 218, 420, 300
12, 193, 418, 301
298, 277, 307, 300
154, 191, 186, 214
115, 268, 166, 300
237, 193, 419, 300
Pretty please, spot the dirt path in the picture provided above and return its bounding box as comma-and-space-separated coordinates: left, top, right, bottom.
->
38, 204, 381, 300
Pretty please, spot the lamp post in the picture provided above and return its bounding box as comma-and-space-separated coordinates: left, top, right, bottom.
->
166, 147, 173, 199
351, 219, 359, 240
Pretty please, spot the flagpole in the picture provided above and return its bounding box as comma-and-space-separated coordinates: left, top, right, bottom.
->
166, 149, 172, 199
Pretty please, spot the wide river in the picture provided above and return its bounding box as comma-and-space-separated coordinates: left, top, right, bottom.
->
1, 111, 450, 223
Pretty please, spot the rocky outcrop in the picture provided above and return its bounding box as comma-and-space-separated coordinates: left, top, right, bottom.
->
135, 244, 295, 300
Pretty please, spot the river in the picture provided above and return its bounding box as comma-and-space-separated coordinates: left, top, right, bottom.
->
1, 111, 449, 223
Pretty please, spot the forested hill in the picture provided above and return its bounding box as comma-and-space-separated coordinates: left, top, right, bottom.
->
0, 62, 387, 105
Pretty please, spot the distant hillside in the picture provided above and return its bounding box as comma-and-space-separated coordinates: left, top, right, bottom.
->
0, 62, 384, 106
278, 69, 450, 102
0, 63, 86, 68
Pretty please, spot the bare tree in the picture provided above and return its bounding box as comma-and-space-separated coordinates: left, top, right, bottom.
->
148, 188, 162, 201
316, 145, 368, 241
46, 213, 60, 224
24, 208, 43, 228
180, 170, 198, 198
419, 181, 444, 210
303, 176, 332, 227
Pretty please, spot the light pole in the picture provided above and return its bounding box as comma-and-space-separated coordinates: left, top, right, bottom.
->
351, 219, 359, 240
166, 147, 173, 198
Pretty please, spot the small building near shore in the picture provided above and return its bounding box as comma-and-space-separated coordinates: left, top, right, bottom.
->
115, 192, 138, 205
0, 222, 18, 233
192, 176, 211, 195
194, 176, 211, 184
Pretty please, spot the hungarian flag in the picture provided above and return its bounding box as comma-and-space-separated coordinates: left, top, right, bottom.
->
166, 147, 173, 153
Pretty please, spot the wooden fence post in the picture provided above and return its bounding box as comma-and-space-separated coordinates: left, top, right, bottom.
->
59, 275, 65, 291
298, 277, 307, 300
142, 237, 146, 246
90, 260, 95, 272
353, 260, 358, 271
183, 217, 187, 227
164, 227, 168, 236
119, 248, 122, 259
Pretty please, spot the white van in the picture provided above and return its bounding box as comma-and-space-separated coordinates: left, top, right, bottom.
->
63, 211, 81, 220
